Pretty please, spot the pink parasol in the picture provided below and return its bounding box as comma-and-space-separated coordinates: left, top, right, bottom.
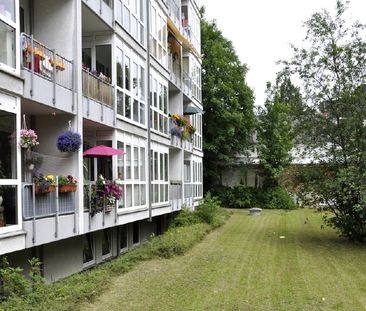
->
83, 145, 126, 157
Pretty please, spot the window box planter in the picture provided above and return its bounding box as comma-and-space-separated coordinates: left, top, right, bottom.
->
59, 184, 77, 193
105, 204, 114, 213
35, 185, 56, 194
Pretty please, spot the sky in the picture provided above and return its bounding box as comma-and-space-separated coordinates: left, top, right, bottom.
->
199, 0, 366, 106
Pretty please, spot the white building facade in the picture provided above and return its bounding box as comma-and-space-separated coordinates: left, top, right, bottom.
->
0, 0, 202, 281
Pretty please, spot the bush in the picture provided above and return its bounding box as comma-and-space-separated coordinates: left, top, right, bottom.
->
214, 185, 259, 209
258, 186, 297, 210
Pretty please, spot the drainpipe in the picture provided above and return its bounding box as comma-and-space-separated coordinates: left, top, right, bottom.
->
146, 0, 152, 221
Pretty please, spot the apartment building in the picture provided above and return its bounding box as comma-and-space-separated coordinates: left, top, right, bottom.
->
0, 0, 203, 281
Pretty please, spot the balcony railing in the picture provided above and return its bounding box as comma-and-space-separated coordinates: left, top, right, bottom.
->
21, 33, 73, 90
82, 69, 114, 108
168, 54, 181, 88
22, 183, 76, 219
183, 70, 192, 97
170, 181, 182, 200
184, 183, 193, 199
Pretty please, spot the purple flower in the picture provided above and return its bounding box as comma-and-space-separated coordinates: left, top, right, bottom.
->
57, 131, 82, 152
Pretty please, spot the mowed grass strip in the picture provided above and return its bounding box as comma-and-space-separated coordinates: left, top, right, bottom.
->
79, 209, 366, 311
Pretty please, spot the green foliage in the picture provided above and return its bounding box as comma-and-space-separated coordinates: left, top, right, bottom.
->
215, 185, 259, 209
258, 186, 297, 210
215, 185, 296, 210
201, 18, 256, 191
257, 100, 294, 188
1, 198, 229, 310
284, 0, 366, 240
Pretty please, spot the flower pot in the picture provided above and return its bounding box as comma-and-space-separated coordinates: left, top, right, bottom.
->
35, 185, 55, 194
59, 184, 77, 193
105, 204, 114, 213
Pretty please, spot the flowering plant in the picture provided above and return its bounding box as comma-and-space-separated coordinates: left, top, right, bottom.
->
57, 130, 82, 152
20, 129, 39, 149
170, 114, 196, 141
33, 173, 55, 193
90, 175, 123, 216
58, 175, 77, 186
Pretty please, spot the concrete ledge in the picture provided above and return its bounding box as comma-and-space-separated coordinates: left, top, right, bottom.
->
0, 230, 26, 255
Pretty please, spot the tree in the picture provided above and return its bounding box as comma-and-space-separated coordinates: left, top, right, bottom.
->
257, 93, 294, 188
201, 17, 255, 192
285, 0, 366, 241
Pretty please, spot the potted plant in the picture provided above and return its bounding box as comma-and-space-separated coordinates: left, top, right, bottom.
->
90, 175, 122, 216
57, 130, 82, 153
58, 175, 77, 193
33, 173, 55, 194
20, 128, 39, 149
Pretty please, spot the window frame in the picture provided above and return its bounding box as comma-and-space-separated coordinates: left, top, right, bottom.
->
0, 92, 21, 234
0, 0, 19, 74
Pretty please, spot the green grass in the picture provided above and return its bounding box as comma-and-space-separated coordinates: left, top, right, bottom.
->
79, 209, 366, 311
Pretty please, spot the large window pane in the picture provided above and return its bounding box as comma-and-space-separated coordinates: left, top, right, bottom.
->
117, 90, 124, 115
0, 185, 17, 227
102, 229, 111, 256
117, 141, 124, 180
132, 62, 138, 96
125, 94, 131, 119
134, 184, 139, 206
0, 20, 15, 68
116, 48, 123, 88
126, 185, 132, 207
119, 225, 128, 250
125, 55, 130, 90
0, 110, 16, 179
133, 146, 139, 179
0, 0, 15, 22
133, 99, 139, 122
140, 147, 145, 181
83, 233, 94, 264
126, 145, 131, 179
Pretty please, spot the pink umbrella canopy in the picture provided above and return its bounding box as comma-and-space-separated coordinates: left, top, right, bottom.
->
83, 145, 126, 157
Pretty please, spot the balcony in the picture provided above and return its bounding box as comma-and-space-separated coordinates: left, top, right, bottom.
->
182, 70, 192, 98
169, 115, 194, 151
183, 183, 194, 207
168, 54, 181, 89
22, 181, 78, 247
82, 69, 115, 126
170, 180, 182, 211
21, 33, 75, 113
82, 0, 113, 29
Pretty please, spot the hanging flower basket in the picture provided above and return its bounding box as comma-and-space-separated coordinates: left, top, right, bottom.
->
20, 115, 39, 149
57, 124, 81, 153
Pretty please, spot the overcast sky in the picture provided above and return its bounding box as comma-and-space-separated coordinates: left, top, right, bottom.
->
199, 0, 366, 106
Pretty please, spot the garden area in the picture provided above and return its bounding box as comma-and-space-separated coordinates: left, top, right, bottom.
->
80, 208, 366, 311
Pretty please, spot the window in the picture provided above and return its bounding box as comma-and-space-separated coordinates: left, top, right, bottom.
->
0, 0, 15, 22
192, 113, 202, 150
192, 159, 203, 198
83, 233, 95, 266
116, 0, 145, 45
133, 221, 140, 245
116, 44, 146, 126
150, 148, 169, 205
149, 2, 167, 68
117, 137, 147, 209
0, 109, 18, 230
0, 19, 15, 69
102, 229, 112, 258
150, 70, 168, 135
119, 225, 128, 252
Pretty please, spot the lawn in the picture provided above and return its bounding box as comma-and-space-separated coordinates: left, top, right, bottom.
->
79, 209, 366, 311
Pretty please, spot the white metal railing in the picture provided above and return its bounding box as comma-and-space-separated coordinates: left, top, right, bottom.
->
168, 54, 181, 88
82, 68, 114, 108
170, 181, 182, 200
21, 33, 73, 90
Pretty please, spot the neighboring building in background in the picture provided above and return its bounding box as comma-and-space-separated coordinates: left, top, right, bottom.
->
0, 0, 202, 282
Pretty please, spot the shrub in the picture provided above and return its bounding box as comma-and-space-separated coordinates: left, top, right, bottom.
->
258, 186, 297, 210
214, 185, 259, 209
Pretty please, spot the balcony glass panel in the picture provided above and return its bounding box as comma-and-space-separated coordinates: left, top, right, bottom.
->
0, 19, 15, 68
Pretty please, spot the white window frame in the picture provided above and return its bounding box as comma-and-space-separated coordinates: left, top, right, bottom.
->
117, 133, 147, 211
0, 92, 21, 235
82, 233, 96, 269
116, 39, 147, 128
151, 142, 169, 206
149, 0, 167, 68
0, 0, 19, 75
101, 228, 112, 260
192, 156, 203, 199
150, 69, 169, 137
192, 113, 202, 150
115, 0, 145, 46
